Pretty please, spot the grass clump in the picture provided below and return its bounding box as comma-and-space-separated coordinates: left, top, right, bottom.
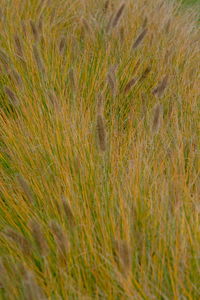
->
0, 0, 200, 299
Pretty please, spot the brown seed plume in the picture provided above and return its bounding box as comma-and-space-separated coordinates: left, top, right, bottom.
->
4, 86, 19, 106
0, 48, 10, 65
30, 20, 39, 41
82, 18, 93, 35
3, 227, 31, 256
16, 173, 34, 203
113, 240, 132, 275
97, 93, 104, 114
59, 36, 66, 54
139, 66, 151, 81
33, 44, 45, 74
152, 103, 163, 133
103, 0, 110, 13
50, 221, 69, 257
107, 66, 117, 96
14, 34, 24, 58
132, 28, 147, 50
9, 68, 23, 86
152, 75, 168, 98
29, 219, 48, 256
112, 3, 126, 28
124, 78, 137, 94
23, 269, 47, 300
47, 89, 60, 110
97, 114, 107, 152
61, 196, 75, 226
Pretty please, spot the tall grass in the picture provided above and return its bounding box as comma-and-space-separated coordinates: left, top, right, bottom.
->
0, 0, 199, 299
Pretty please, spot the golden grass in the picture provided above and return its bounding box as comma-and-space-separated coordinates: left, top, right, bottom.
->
0, 0, 199, 299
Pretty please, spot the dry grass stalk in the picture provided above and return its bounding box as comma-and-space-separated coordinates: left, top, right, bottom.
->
30, 20, 39, 41
29, 219, 48, 256
50, 221, 69, 257
33, 44, 45, 74
36, 0, 47, 15
97, 113, 107, 152
124, 78, 137, 94
3, 227, 31, 256
112, 2, 126, 29
113, 239, 132, 275
61, 196, 75, 226
23, 269, 47, 300
152, 75, 168, 98
132, 28, 148, 50
4, 86, 19, 106
16, 173, 34, 203
14, 34, 24, 58
152, 103, 163, 133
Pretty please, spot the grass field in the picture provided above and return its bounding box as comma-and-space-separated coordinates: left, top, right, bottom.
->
0, 0, 200, 299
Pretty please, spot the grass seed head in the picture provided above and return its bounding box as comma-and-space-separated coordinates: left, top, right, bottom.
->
132, 28, 148, 50
61, 196, 75, 226
16, 173, 34, 203
14, 34, 24, 59
152, 103, 163, 133
97, 114, 107, 152
107, 66, 117, 96
112, 2, 126, 29
124, 78, 137, 94
59, 36, 66, 54
50, 221, 69, 256
152, 75, 169, 98
113, 239, 132, 275
9, 68, 23, 87
3, 227, 32, 256
0, 48, 10, 66
23, 269, 47, 300
29, 219, 48, 256
30, 20, 39, 42
4, 86, 19, 106
33, 44, 45, 74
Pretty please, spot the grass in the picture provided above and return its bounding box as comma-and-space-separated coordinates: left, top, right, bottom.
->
0, 0, 200, 299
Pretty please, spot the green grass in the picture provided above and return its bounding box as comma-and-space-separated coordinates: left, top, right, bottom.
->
0, 0, 200, 299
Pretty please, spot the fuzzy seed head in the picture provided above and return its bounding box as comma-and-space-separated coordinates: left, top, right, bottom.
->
16, 173, 34, 203
132, 28, 148, 50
